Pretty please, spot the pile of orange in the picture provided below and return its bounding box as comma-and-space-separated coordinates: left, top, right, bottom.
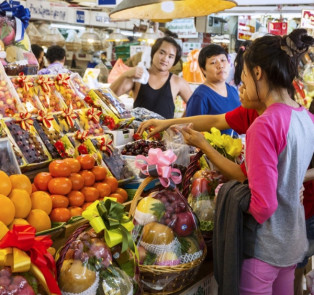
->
32, 155, 128, 224
0, 170, 51, 234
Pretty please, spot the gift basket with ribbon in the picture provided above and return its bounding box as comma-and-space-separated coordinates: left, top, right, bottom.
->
130, 148, 206, 294
0, 224, 61, 295
55, 199, 141, 295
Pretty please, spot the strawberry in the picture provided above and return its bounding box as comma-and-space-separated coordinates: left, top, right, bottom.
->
133, 133, 142, 140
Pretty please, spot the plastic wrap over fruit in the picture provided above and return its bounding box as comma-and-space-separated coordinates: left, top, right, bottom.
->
133, 189, 205, 266
187, 169, 226, 231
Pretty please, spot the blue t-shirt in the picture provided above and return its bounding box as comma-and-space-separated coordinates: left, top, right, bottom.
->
186, 83, 241, 136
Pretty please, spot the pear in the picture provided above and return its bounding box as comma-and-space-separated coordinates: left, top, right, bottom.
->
142, 222, 174, 245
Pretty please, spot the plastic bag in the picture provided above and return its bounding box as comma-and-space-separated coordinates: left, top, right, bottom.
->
306, 269, 314, 295
108, 58, 130, 84
182, 49, 205, 83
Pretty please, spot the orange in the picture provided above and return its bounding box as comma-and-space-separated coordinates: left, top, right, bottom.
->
82, 202, 93, 211
94, 182, 111, 198
48, 177, 72, 195
91, 166, 107, 181
9, 218, 29, 230
0, 170, 12, 196
79, 170, 95, 187
115, 188, 128, 202
33, 172, 52, 191
109, 193, 125, 204
63, 158, 81, 173
77, 155, 95, 170
69, 206, 83, 217
0, 194, 15, 225
68, 191, 85, 207
104, 176, 118, 193
81, 187, 99, 202
50, 208, 71, 223
49, 160, 72, 177
69, 173, 84, 191
51, 195, 69, 208
30, 191, 52, 215
8, 188, 31, 218
32, 183, 38, 193
9, 174, 32, 195
27, 209, 51, 232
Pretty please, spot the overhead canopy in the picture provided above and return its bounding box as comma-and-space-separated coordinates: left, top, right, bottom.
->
110, 0, 237, 20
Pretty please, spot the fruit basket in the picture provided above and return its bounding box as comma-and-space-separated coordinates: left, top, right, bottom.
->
130, 148, 207, 294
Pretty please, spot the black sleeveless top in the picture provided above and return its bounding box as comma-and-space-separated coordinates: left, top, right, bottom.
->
134, 73, 174, 119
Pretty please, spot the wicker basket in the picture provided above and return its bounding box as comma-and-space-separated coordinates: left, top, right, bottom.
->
129, 176, 207, 295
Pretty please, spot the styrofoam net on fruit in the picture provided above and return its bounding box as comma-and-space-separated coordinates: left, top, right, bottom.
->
140, 237, 181, 256
180, 249, 203, 264
61, 272, 99, 295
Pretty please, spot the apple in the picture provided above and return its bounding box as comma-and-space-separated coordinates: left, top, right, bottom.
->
0, 23, 16, 46
138, 245, 147, 264
191, 177, 209, 198
173, 212, 196, 237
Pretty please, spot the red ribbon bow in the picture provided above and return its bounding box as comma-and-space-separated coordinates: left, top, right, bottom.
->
103, 115, 117, 130
135, 148, 182, 189
84, 95, 94, 106
75, 130, 88, 142
0, 225, 61, 295
100, 135, 113, 156
56, 74, 70, 88
37, 110, 54, 129
87, 108, 101, 124
37, 76, 54, 93
17, 73, 33, 92
62, 106, 77, 128
13, 112, 34, 131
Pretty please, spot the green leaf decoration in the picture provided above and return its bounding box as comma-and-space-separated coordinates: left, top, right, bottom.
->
143, 251, 157, 265
120, 260, 135, 278
15, 42, 28, 51
151, 202, 165, 221
178, 237, 191, 254
23, 272, 39, 294
1, 24, 11, 39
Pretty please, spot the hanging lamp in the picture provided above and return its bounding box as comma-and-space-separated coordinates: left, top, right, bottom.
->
138, 27, 157, 45
106, 28, 129, 42
110, 0, 237, 20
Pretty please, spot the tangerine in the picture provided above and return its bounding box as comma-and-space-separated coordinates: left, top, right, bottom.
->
109, 193, 125, 204
68, 191, 85, 207
50, 208, 71, 223
32, 183, 38, 193
63, 158, 81, 173
115, 188, 128, 202
48, 177, 72, 195
8, 188, 31, 218
81, 187, 99, 202
94, 182, 111, 197
82, 202, 93, 211
69, 206, 83, 217
33, 172, 52, 191
104, 176, 118, 193
0, 170, 12, 196
30, 191, 53, 214
77, 154, 95, 170
9, 174, 32, 195
91, 166, 107, 181
69, 173, 84, 191
80, 170, 95, 187
51, 195, 69, 208
0, 194, 15, 225
27, 209, 51, 232
49, 160, 72, 177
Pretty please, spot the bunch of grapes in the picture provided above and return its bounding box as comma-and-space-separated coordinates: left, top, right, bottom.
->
154, 191, 188, 228
121, 140, 166, 156
0, 268, 36, 295
67, 230, 112, 268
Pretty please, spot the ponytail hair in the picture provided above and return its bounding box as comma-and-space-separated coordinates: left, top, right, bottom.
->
233, 40, 252, 86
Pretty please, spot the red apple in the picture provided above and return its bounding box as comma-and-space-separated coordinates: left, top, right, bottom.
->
173, 212, 196, 237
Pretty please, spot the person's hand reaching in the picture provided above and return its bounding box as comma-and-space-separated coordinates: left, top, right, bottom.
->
137, 119, 169, 138
179, 124, 208, 150
127, 66, 144, 79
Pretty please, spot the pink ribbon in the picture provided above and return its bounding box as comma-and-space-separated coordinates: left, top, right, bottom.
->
135, 148, 182, 189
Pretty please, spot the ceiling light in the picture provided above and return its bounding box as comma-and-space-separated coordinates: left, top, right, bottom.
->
106, 28, 129, 42
50, 23, 86, 31
138, 27, 157, 45
110, 0, 237, 20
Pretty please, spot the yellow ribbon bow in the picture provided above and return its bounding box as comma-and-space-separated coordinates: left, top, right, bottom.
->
13, 112, 34, 131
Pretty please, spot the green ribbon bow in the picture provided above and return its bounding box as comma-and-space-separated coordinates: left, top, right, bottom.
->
82, 199, 135, 254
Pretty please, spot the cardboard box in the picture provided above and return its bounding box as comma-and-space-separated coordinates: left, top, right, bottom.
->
106, 129, 134, 146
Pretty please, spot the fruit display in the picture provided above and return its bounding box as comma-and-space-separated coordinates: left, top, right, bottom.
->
187, 169, 226, 232
10, 74, 42, 114
121, 139, 166, 156
5, 119, 51, 165
0, 64, 25, 118
78, 107, 104, 136
55, 73, 86, 110
57, 201, 140, 295
33, 111, 63, 159
53, 109, 81, 134
34, 76, 65, 113
69, 73, 90, 99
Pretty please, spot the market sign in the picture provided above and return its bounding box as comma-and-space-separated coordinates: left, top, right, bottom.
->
301, 9, 314, 29
90, 11, 110, 26
98, 0, 116, 5
166, 18, 198, 38
268, 22, 287, 36
76, 10, 85, 24
237, 16, 256, 41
